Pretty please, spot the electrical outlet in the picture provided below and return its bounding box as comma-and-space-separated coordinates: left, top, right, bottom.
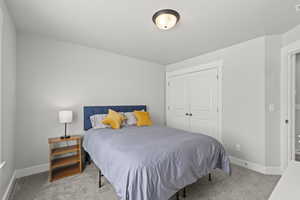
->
235, 144, 241, 151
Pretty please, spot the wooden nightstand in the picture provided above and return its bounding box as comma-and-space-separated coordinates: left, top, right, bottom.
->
48, 135, 83, 181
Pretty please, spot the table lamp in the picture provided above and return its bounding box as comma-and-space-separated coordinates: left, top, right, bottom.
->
59, 110, 73, 139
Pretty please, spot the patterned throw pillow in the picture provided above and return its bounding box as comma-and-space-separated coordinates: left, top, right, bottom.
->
124, 110, 144, 126
90, 114, 108, 129
124, 112, 137, 125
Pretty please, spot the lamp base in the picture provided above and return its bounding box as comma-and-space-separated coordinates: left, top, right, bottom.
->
61, 123, 71, 139
60, 135, 71, 139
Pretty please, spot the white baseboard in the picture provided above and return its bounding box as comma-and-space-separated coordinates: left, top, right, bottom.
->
230, 156, 282, 175
15, 163, 48, 179
1, 172, 16, 200
264, 166, 283, 175
230, 156, 266, 174
1, 163, 48, 200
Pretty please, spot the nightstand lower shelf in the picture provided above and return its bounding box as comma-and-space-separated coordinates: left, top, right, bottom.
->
51, 155, 80, 169
51, 163, 81, 181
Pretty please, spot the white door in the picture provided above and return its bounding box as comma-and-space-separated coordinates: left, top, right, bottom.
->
188, 68, 219, 139
167, 76, 190, 131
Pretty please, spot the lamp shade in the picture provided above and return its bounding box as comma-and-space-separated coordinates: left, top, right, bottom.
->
59, 110, 73, 123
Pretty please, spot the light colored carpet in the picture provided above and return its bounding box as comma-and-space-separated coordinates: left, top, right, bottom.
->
10, 164, 280, 200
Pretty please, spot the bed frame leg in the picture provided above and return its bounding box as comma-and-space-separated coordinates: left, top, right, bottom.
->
208, 173, 212, 182
183, 187, 186, 198
99, 169, 102, 188
85, 151, 92, 165
176, 192, 179, 200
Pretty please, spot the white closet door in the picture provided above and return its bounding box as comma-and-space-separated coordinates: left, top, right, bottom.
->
167, 76, 189, 131
188, 68, 219, 139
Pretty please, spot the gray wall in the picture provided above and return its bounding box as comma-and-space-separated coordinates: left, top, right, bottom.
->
16, 33, 165, 169
295, 54, 300, 151
0, 0, 16, 198
167, 37, 267, 166
265, 35, 281, 167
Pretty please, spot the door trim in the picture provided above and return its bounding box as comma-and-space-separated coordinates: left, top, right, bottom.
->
166, 60, 223, 142
281, 40, 300, 171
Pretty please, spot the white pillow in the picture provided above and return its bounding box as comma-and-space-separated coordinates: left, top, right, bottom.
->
124, 112, 136, 125
124, 110, 144, 126
90, 114, 108, 129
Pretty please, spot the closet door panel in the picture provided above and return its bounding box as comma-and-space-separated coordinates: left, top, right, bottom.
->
167, 76, 189, 131
188, 69, 219, 139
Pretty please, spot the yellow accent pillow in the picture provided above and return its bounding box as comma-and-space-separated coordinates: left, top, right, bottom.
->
102, 109, 124, 129
133, 111, 153, 127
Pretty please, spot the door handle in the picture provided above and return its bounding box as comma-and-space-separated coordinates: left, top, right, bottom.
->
189, 113, 193, 116
185, 113, 189, 116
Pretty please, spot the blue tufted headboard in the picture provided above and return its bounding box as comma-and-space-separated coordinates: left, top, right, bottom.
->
83, 105, 147, 131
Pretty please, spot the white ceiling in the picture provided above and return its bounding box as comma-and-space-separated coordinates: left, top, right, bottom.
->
6, 0, 300, 64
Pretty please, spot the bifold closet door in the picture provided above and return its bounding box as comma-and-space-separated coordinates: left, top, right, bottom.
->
167, 76, 190, 131
188, 68, 219, 139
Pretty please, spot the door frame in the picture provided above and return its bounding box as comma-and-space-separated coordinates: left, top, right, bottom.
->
280, 40, 300, 171
166, 60, 223, 142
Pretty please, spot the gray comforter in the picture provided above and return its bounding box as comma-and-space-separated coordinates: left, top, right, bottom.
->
83, 125, 230, 200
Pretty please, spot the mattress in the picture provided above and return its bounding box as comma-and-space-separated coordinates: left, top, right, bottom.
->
83, 125, 230, 200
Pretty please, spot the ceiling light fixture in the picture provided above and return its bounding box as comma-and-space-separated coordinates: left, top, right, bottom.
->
152, 9, 180, 30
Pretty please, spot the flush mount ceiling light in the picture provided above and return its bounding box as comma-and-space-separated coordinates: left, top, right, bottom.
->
152, 9, 180, 30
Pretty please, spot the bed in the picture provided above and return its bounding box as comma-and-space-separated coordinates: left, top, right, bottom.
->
83, 105, 230, 200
